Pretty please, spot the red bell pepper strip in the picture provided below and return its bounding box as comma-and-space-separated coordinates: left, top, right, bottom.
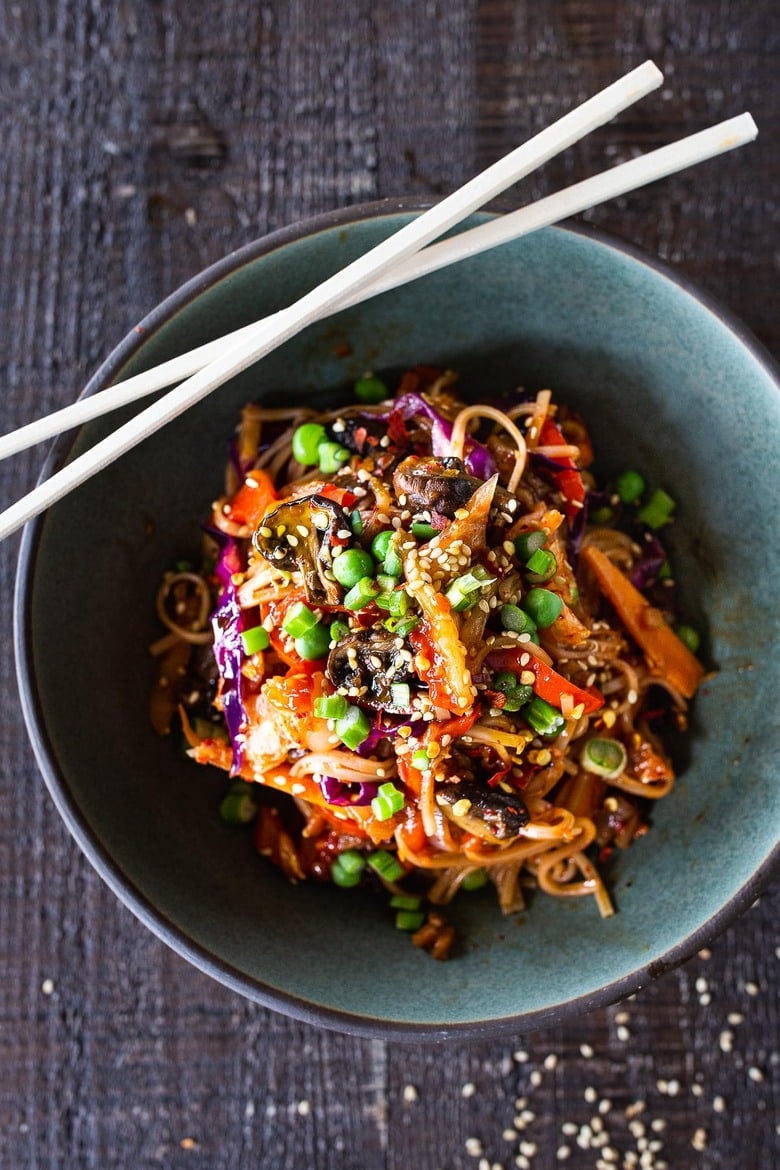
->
486, 647, 603, 715
538, 418, 585, 521
224, 469, 278, 529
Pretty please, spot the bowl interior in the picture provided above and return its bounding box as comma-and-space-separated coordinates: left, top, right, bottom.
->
17, 212, 780, 1036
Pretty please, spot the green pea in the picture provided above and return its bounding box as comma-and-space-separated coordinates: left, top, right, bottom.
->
332, 547, 375, 588
292, 422, 327, 466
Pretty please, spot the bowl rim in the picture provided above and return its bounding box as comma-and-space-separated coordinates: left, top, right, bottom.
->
13, 197, 780, 1040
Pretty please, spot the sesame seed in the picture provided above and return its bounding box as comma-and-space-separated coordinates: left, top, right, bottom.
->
598, 1098, 612, 1115
580, 1044, 594, 1059
617, 1025, 631, 1041
514, 1158, 530, 1170
556, 1148, 571, 1161
520, 1110, 535, 1123
465, 1138, 483, 1157
402, 1084, 418, 1103
41, 979, 54, 996
691, 1127, 707, 1151
584, 1087, 597, 1103
530, 1071, 543, 1087
744, 980, 759, 996
519, 1142, 537, 1156
462, 1083, 476, 1098
691, 1083, 703, 1097
719, 1030, 734, 1053
513, 1051, 529, 1063
727, 1011, 744, 1025
296, 1100, 311, 1116
748, 1066, 764, 1083
502, 1129, 517, 1142
561, 1123, 577, 1136
713, 1095, 726, 1113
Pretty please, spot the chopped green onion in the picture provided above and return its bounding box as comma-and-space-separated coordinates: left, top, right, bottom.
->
514, 530, 546, 562
384, 615, 420, 636
219, 791, 257, 825
590, 505, 615, 525
292, 422, 327, 465
390, 893, 421, 910
332, 547, 375, 588
314, 694, 349, 720
637, 487, 676, 529
523, 588, 563, 629
525, 548, 557, 583
371, 529, 394, 564
615, 469, 646, 504
337, 849, 366, 876
675, 624, 700, 654
500, 603, 537, 635
367, 850, 405, 883
581, 737, 628, 779
331, 857, 363, 887
411, 521, 437, 540
390, 683, 411, 708
657, 560, 673, 581
383, 544, 404, 578
241, 624, 270, 654
334, 705, 371, 749
461, 868, 488, 891
318, 440, 351, 474
501, 684, 533, 713
282, 601, 318, 638
376, 588, 409, 617
370, 781, 405, 821
349, 510, 364, 536
446, 565, 496, 612
354, 373, 388, 404
343, 576, 380, 610
395, 909, 426, 931
329, 619, 350, 644
294, 623, 331, 660
524, 695, 566, 738
411, 748, 431, 771
376, 572, 400, 593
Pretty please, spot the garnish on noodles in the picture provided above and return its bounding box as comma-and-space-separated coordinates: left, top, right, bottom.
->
150, 367, 706, 959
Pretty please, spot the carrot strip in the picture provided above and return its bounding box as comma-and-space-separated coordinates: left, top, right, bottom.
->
581, 544, 705, 699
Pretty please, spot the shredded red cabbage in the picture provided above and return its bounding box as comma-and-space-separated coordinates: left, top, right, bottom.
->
355, 711, 426, 756
318, 776, 379, 806
210, 536, 248, 775
630, 533, 667, 589
389, 392, 497, 480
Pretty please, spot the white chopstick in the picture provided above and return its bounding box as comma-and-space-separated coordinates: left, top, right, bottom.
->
0, 108, 755, 463
0, 63, 664, 541
0, 62, 662, 465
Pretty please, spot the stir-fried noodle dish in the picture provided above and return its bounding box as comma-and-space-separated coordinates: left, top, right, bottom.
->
151, 367, 705, 959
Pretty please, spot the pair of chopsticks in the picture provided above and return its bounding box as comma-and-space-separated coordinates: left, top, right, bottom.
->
0, 61, 756, 541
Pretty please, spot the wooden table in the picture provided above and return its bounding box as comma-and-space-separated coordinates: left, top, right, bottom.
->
1, 4, 777, 1167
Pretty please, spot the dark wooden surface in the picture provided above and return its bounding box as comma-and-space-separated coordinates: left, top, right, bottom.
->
1, 3, 777, 1167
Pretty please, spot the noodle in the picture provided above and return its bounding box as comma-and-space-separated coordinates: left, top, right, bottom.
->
151, 368, 705, 956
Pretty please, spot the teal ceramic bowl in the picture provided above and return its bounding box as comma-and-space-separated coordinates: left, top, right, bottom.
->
14, 201, 780, 1038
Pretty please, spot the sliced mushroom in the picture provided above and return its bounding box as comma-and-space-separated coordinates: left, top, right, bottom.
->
392, 455, 481, 519
326, 627, 417, 710
252, 494, 350, 604
436, 781, 529, 841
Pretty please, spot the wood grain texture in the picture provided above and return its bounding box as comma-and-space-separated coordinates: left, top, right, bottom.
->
0, 2, 777, 1167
